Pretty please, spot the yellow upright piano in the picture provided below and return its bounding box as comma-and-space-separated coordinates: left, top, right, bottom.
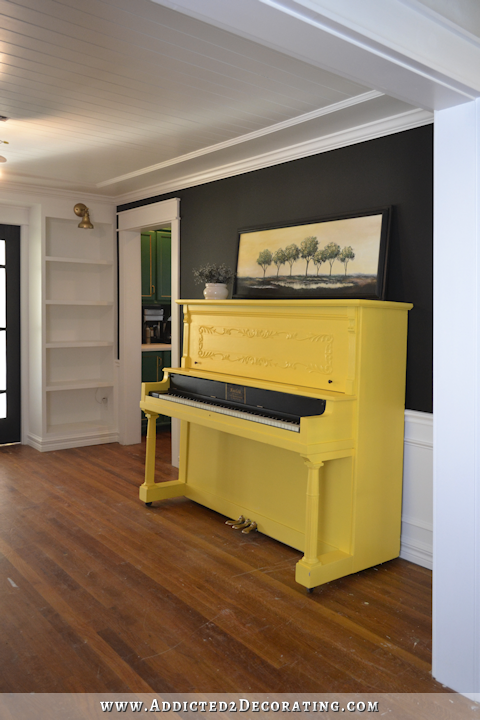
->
140, 299, 412, 591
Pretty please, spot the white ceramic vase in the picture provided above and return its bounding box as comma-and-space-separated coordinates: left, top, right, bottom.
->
203, 283, 229, 300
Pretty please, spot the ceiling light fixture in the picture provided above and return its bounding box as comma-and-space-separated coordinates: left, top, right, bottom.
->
73, 203, 94, 229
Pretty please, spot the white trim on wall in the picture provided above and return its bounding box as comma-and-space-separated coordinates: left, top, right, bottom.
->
400, 410, 433, 569
0, 182, 113, 203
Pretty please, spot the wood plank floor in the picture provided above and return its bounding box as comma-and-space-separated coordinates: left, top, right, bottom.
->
0, 433, 450, 693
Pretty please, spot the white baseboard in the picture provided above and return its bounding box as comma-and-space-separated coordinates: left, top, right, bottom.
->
400, 520, 433, 569
400, 410, 433, 569
27, 431, 120, 452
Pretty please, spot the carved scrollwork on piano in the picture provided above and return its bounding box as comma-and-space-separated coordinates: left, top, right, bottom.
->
199, 324, 333, 343
198, 324, 334, 375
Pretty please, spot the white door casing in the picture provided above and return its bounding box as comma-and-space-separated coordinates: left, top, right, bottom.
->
117, 198, 180, 466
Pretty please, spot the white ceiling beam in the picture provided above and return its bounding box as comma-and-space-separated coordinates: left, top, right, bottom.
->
149, 0, 480, 109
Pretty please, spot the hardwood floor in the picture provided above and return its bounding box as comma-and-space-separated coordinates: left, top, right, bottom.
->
0, 433, 448, 693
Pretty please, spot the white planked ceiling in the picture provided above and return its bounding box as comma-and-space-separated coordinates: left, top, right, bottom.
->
0, 0, 423, 198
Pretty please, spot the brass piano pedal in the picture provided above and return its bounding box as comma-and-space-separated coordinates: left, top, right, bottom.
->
242, 521, 257, 534
225, 515, 245, 526
231, 518, 251, 530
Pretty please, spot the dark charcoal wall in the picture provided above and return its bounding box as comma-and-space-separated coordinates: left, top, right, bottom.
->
119, 125, 433, 413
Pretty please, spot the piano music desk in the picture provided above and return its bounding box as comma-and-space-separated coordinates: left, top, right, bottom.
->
140, 299, 412, 590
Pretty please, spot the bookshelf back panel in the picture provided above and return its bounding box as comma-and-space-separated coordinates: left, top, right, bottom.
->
46, 262, 113, 303
46, 218, 113, 262
47, 387, 113, 427
46, 305, 114, 343
46, 346, 114, 385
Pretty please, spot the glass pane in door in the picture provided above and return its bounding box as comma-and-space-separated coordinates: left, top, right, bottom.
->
0, 227, 20, 442
0, 239, 5, 418
0, 262, 5, 327
0, 330, 5, 391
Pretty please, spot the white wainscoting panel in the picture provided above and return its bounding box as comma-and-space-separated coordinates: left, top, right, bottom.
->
400, 410, 433, 569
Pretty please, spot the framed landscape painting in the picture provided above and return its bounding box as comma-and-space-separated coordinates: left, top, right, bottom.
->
233, 207, 391, 300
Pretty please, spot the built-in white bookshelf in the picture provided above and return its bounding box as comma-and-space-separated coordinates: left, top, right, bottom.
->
41, 217, 117, 447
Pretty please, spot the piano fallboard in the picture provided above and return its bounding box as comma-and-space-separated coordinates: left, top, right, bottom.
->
152, 372, 326, 424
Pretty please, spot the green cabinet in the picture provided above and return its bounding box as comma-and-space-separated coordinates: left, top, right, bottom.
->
141, 230, 171, 304
142, 350, 171, 383
156, 231, 171, 301
141, 350, 171, 434
141, 232, 155, 301
141, 229, 171, 433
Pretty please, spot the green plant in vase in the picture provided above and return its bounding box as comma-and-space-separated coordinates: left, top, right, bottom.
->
193, 263, 235, 299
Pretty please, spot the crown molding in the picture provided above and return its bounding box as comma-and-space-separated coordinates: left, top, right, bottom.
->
1, 108, 432, 206
0, 181, 115, 204
98, 90, 383, 188
115, 107, 432, 205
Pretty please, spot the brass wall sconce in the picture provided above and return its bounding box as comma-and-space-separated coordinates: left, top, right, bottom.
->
73, 203, 94, 229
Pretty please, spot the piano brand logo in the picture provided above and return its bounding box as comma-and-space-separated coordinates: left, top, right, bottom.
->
226, 384, 246, 403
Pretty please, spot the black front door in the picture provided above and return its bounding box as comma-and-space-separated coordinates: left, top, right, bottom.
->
0, 225, 20, 444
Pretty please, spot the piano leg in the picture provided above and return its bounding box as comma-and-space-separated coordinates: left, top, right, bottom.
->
302, 460, 323, 589
296, 457, 354, 590
139, 413, 187, 505
143, 411, 159, 504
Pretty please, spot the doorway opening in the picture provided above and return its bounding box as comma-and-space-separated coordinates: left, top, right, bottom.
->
117, 197, 180, 466
141, 226, 172, 435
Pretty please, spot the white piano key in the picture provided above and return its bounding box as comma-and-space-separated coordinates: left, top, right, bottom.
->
155, 393, 300, 432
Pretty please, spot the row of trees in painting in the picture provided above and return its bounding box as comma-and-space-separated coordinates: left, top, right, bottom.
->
256, 237, 355, 278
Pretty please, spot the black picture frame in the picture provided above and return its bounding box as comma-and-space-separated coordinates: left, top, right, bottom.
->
233, 207, 391, 300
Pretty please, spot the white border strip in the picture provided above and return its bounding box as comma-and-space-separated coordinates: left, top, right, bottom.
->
400, 533, 433, 569
400, 410, 433, 569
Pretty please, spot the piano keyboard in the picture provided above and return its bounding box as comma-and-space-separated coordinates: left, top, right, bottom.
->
151, 392, 301, 432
